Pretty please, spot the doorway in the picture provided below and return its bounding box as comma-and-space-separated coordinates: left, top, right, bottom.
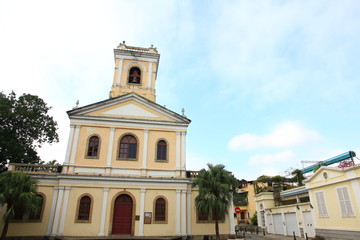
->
112, 194, 133, 235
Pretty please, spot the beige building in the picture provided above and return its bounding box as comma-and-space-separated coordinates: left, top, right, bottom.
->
2, 43, 235, 239
254, 164, 360, 240
305, 164, 360, 240
234, 181, 257, 224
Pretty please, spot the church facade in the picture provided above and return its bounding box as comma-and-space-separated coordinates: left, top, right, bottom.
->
3, 43, 235, 239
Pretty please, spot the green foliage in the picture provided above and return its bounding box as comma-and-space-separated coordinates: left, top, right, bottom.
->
192, 164, 238, 240
0, 172, 40, 240
291, 169, 305, 186
251, 212, 258, 226
0, 91, 59, 172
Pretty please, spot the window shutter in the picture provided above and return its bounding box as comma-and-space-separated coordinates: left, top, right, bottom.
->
315, 192, 327, 217
337, 187, 354, 217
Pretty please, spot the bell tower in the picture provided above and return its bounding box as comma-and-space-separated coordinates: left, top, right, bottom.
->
109, 41, 160, 102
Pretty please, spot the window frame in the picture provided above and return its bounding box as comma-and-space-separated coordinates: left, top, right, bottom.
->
127, 66, 142, 85
315, 191, 328, 217
75, 194, 93, 223
336, 186, 355, 217
153, 196, 168, 224
85, 135, 101, 159
117, 134, 139, 161
155, 139, 168, 162
11, 193, 45, 222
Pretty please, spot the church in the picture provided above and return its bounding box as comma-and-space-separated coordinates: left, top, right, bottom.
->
4, 43, 235, 239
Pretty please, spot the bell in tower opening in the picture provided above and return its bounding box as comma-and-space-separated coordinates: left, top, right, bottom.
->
128, 67, 141, 84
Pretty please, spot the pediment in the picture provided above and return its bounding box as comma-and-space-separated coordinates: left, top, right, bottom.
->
85, 100, 173, 121
67, 93, 190, 124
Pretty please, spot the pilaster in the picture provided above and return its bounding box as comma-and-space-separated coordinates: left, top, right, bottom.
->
99, 187, 109, 236
138, 188, 146, 236
176, 189, 181, 236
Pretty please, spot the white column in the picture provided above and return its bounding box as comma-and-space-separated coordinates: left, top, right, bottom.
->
229, 196, 235, 235
147, 62, 153, 88
176, 132, 181, 171
106, 127, 115, 168
116, 58, 124, 86
46, 187, 59, 236
181, 132, 187, 170
99, 187, 109, 236
176, 190, 181, 236
138, 188, 146, 236
69, 125, 80, 166
51, 186, 64, 235
187, 190, 192, 235
58, 186, 71, 235
142, 130, 149, 170
181, 190, 187, 235
64, 125, 75, 165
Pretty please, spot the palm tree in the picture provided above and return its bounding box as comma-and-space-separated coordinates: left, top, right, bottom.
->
192, 164, 238, 240
0, 172, 41, 240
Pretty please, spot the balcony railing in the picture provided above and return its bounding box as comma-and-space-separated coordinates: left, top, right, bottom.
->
9, 163, 62, 174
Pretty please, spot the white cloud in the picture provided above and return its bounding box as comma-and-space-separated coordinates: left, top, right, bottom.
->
249, 150, 295, 166
228, 121, 321, 150
259, 167, 281, 177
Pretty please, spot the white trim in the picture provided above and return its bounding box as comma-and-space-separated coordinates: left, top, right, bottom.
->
147, 62, 153, 88
176, 132, 181, 171
116, 59, 124, 86
68, 93, 189, 124
75, 168, 106, 174
186, 190, 192, 235
181, 132, 186, 170
181, 190, 187, 235
33, 174, 191, 187
350, 179, 360, 216
51, 187, 64, 235
146, 170, 176, 177
107, 128, 115, 167
99, 187, 109, 236
115, 55, 158, 63
142, 130, 149, 169
70, 118, 188, 130
111, 169, 141, 175
64, 125, 75, 165
69, 126, 80, 166
176, 190, 181, 236
123, 61, 147, 73
138, 188, 146, 236
46, 187, 59, 236
58, 187, 71, 235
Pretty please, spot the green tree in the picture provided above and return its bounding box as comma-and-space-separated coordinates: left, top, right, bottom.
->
192, 164, 238, 240
291, 169, 305, 186
251, 212, 258, 226
0, 172, 41, 240
0, 91, 59, 172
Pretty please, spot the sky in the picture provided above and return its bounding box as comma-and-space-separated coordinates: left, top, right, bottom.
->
1, 0, 360, 180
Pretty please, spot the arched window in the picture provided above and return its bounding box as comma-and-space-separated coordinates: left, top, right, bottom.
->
87, 136, 100, 157
14, 194, 45, 221
128, 67, 141, 84
119, 135, 137, 159
154, 197, 166, 222
77, 195, 92, 222
156, 140, 167, 161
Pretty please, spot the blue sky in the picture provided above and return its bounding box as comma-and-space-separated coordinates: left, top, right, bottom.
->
1, 0, 359, 180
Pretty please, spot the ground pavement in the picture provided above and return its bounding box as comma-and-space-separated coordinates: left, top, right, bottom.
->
233, 232, 307, 240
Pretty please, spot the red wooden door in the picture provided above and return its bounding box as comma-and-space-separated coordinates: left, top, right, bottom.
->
112, 194, 133, 235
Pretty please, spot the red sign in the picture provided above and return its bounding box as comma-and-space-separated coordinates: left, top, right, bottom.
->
235, 207, 241, 214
